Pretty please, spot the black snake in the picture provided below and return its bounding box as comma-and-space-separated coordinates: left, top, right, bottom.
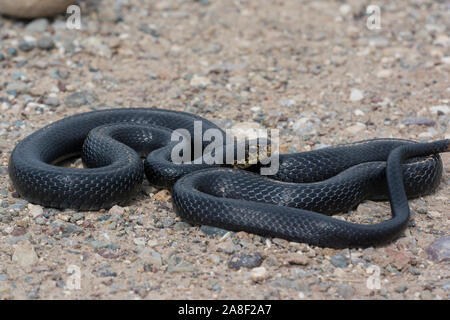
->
8, 108, 449, 248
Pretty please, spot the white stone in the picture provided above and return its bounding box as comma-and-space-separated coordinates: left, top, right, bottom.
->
419, 128, 438, 138
133, 238, 146, 246
83, 37, 112, 59
230, 121, 263, 140
28, 203, 43, 218
429, 105, 449, 115
354, 109, 365, 116
292, 117, 320, 136
6, 82, 30, 94
250, 267, 267, 282
418, 131, 434, 138
190, 75, 211, 88
345, 122, 366, 134
12, 242, 38, 268
228, 76, 247, 86
376, 69, 393, 79
279, 99, 296, 107
25, 18, 49, 33
109, 205, 125, 215
339, 4, 351, 15
288, 253, 309, 266
349, 88, 364, 102
434, 34, 450, 47
147, 239, 158, 247
169, 45, 182, 56
139, 248, 162, 267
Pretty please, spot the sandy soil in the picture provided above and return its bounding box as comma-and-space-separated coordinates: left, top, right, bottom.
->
0, 0, 449, 300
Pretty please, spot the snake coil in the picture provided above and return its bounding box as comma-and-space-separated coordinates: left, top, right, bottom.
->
8, 108, 449, 248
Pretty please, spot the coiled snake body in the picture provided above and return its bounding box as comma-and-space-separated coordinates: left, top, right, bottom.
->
8, 108, 449, 248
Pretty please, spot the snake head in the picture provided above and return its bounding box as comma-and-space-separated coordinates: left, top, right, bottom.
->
233, 137, 272, 169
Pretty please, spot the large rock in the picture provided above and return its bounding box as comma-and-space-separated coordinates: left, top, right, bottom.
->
0, 0, 76, 19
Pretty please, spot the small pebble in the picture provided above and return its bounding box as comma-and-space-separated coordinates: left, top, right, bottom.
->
337, 283, 355, 299
190, 75, 211, 88
65, 90, 99, 108
7, 48, 18, 56
10, 200, 28, 211
6, 82, 29, 95
349, 88, 364, 102
88, 239, 119, 251
138, 24, 160, 37
70, 212, 85, 223
217, 241, 238, 255
28, 204, 43, 218
395, 285, 408, 293
133, 238, 146, 246
376, 69, 393, 79
408, 267, 421, 276
429, 105, 449, 116
139, 248, 162, 267
167, 261, 198, 273
339, 4, 351, 15
108, 205, 125, 215
279, 99, 296, 107
403, 117, 436, 127
37, 37, 55, 50
18, 41, 35, 52
12, 242, 38, 268
425, 236, 450, 262
385, 248, 411, 270
330, 254, 349, 268
415, 206, 428, 214
250, 267, 267, 282
44, 97, 60, 107
420, 290, 433, 300
200, 225, 230, 238
228, 253, 263, 270
173, 221, 193, 231
288, 253, 309, 266
25, 19, 49, 33
51, 220, 82, 237
57, 70, 70, 79
162, 217, 175, 228
345, 123, 366, 134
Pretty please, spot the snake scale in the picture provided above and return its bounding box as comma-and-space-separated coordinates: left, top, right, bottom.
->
8, 108, 449, 248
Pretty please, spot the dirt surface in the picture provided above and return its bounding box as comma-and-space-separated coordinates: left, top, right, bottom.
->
0, 0, 449, 300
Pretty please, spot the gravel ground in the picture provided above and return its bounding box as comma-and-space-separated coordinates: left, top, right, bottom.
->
0, 0, 449, 300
